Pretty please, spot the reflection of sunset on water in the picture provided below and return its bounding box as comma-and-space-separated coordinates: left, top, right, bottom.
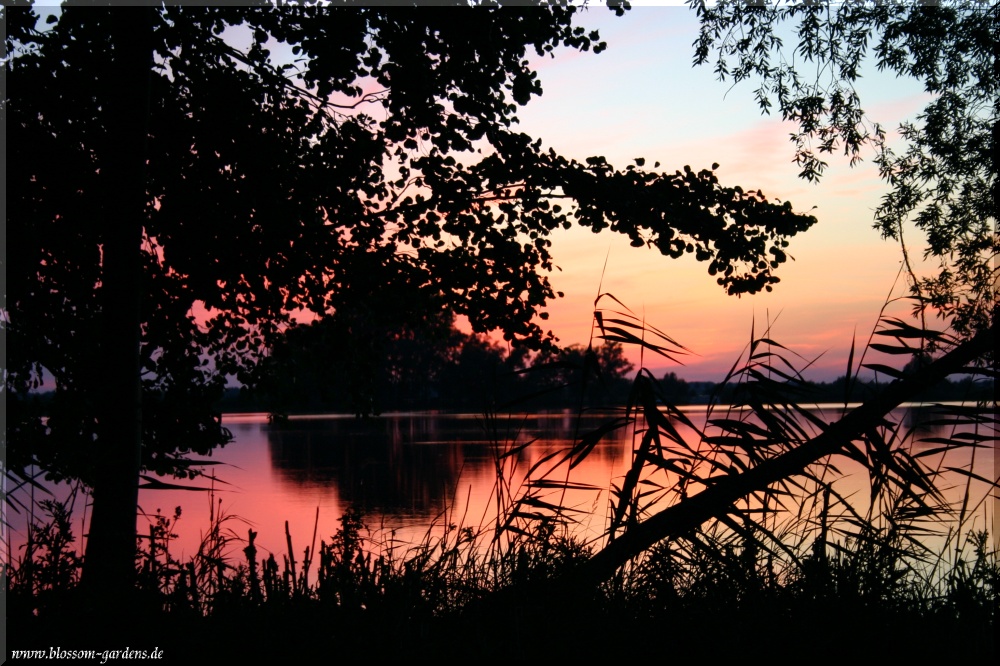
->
106, 407, 993, 567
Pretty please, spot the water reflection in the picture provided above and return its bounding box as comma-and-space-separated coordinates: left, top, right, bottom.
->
262, 412, 635, 524
247, 406, 992, 556
267, 417, 476, 514
4, 406, 993, 564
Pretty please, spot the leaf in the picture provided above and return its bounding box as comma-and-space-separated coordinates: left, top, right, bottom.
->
869, 342, 920, 355
943, 467, 999, 487
844, 329, 856, 405
568, 417, 631, 469
497, 437, 539, 460
862, 363, 905, 379
525, 479, 602, 491
138, 476, 221, 492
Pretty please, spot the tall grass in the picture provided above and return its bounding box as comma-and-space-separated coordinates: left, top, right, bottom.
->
5, 299, 996, 659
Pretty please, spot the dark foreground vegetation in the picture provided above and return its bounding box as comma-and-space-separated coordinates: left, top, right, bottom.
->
8, 308, 997, 661
7, 496, 996, 661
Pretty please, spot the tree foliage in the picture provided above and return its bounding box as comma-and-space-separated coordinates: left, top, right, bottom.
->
5, 3, 817, 486
690, 0, 997, 338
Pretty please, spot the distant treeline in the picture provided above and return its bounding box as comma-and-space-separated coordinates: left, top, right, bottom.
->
226, 310, 995, 414
213, 365, 993, 416
23, 312, 992, 418
24, 367, 992, 418
225, 334, 639, 415
707, 373, 994, 406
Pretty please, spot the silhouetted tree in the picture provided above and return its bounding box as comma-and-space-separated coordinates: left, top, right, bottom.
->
5, 4, 817, 600
254, 310, 475, 415
552, 342, 634, 407
436, 334, 513, 410
691, 0, 996, 339
659, 371, 690, 405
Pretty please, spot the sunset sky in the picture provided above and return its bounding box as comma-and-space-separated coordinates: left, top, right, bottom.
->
24, 3, 938, 386
512, 4, 932, 382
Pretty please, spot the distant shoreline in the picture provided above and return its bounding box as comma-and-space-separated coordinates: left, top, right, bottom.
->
216, 400, 993, 422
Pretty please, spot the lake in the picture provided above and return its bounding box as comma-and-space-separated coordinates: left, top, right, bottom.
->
5, 405, 995, 571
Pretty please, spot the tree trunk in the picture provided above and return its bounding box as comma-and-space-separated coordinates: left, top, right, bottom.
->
81, 8, 153, 606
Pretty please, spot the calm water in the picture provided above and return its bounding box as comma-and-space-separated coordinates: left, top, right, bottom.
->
5, 406, 995, 567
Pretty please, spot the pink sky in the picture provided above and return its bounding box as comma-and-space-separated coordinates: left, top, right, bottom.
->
26, 5, 935, 387
173, 6, 940, 386
512, 6, 935, 383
